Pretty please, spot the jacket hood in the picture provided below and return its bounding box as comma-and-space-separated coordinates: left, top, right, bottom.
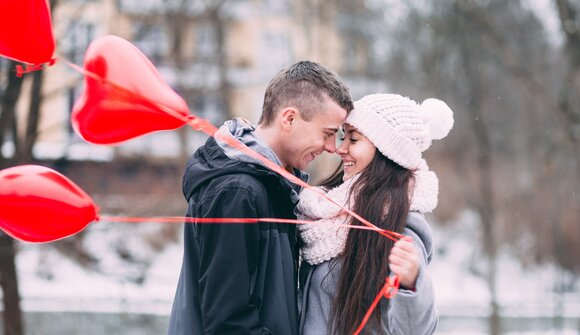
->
214, 118, 284, 168
183, 136, 307, 204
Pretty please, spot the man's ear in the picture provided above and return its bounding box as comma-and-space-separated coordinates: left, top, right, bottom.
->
279, 107, 299, 130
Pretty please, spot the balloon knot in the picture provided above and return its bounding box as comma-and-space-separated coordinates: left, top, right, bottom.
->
15, 63, 44, 78
15, 65, 24, 77
94, 206, 101, 222
383, 275, 400, 298
187, 115, 204, 131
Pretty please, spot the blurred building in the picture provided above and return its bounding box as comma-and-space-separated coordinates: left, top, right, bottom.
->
14, 0, 386, 179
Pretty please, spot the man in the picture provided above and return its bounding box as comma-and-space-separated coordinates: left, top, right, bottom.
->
168, 60, 352, 335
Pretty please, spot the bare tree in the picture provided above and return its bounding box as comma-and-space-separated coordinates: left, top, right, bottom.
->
454, 6, 500, 333
555, 0, 580, 147
0, 60, 27, 335
0, 1, 60, 332
452, 0, 580, 274
0, 62, 48, 335
162, 0, 231, 162
380, 0, 580, 333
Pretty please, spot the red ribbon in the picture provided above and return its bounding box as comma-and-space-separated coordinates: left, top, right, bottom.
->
353, 275, 400, 335
102, 216, 403, 235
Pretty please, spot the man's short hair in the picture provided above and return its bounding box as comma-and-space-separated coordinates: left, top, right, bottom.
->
258, 61, 353, 126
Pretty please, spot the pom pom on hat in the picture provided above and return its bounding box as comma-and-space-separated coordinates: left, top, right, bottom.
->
420, 98, 454, 141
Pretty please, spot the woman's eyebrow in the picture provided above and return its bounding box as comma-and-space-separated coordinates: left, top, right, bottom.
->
347, 129, 358, 135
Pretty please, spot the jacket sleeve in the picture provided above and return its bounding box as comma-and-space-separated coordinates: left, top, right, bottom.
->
194, 186, 271, 335
386, 214, 438, 335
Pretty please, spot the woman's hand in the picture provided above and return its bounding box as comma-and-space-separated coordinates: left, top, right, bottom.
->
388, 237, 420, 290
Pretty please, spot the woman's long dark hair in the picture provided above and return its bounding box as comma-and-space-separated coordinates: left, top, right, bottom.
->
319, 150, 413, 335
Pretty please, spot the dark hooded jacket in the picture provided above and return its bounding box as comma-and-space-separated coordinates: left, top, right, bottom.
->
168, 132, 304, 335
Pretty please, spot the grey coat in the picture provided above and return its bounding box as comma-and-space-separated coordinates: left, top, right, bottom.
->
298, 212, 438, 335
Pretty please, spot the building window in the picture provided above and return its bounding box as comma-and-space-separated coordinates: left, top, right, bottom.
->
132, 23, 169, 64
117, 0, 162, 14
66, 86, 83, 140
196, 24, 218, 60
61, 20, 95, 66
343, 40, 358, 74
262, 0, 290, 15
191, 93, 226, 125
261, 32, 291, 72
117, 0, 202, 15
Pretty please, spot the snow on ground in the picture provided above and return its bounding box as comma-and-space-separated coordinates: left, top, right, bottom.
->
429, 210, 580, 319
16, 221, 181, 315
9, 210, 580, 333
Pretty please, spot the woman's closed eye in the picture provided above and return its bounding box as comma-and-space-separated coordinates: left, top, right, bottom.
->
339, 135, 358, 143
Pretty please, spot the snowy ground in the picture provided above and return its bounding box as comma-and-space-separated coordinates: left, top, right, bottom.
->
8, 210, 580, 334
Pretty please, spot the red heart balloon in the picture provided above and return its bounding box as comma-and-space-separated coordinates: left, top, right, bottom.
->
0, 165, 98, 243
72, 35, 190, 145
0, 0, 55, 64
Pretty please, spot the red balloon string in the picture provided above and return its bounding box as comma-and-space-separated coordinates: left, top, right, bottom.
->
101, 216, 402, 235
353, 275, 400, 335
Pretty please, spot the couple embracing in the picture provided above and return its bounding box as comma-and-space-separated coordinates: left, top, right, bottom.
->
168, 61, 453, 335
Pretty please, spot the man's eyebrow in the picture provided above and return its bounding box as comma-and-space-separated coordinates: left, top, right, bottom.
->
324, 127, 340, 133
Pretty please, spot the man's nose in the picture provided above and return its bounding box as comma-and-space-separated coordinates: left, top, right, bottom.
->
324, 136, 337, 153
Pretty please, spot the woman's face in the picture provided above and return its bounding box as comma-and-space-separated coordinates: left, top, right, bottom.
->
336, 124, 376, 181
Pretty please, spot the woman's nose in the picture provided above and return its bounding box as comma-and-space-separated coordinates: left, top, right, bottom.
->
336, 140, 348, 155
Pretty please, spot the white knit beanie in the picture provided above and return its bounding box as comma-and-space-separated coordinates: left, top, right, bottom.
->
346, 94, 454, 170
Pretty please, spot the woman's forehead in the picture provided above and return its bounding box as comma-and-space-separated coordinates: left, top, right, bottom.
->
342, 123, 361, 134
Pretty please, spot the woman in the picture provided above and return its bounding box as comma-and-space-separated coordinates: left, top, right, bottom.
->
297, 93, 453, 335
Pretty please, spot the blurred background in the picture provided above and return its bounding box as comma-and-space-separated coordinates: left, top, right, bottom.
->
0, 0, 579, 334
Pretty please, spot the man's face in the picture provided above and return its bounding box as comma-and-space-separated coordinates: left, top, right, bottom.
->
283, 96, 347, 170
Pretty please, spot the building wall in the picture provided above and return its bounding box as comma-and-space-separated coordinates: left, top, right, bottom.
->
13, 0, 368, 180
